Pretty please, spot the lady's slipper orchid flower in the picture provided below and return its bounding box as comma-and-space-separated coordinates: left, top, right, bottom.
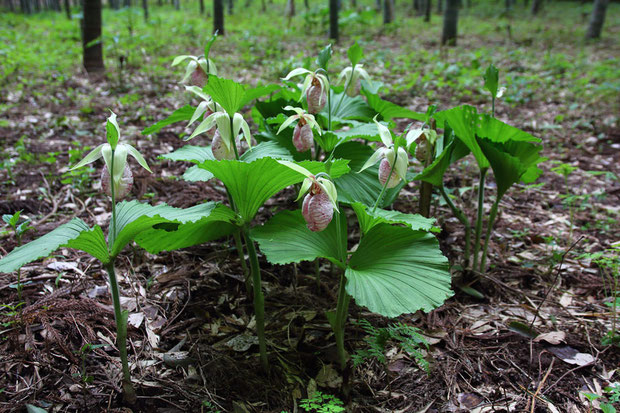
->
71, 112, 152, 199
278, 161, 338, 232
186, 109, 252, 160
405, 128, 438, 163
337, 65, 370, 97
359, 117, 408, 189
172, 55, 217, 87
283, 68, 329, 114
276, 106, 322, 152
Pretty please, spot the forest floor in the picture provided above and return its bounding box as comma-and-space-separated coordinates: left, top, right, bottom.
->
1, 2, 620, 412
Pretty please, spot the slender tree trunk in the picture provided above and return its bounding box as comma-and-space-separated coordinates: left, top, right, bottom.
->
8, 0, 15, 11
304, 0, 308, 9
441, 0, 458, 45
142, 0, 148, 20
383, 0, 393, 23
585, 0, 608, 39
214, 0, 224, 34
329, 0, 338, 41
286, 0, 294, 17
199, 0, 204, 13
82, 0, 104, 74
424, 0, 431, 21
530, 0, 541, 15
64, 0, 71, 19
227, 0, 232, 14
157, 0, 161, 6
436, 0, 442, 13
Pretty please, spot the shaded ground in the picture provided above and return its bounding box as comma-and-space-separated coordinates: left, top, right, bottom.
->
1, 3, 620, 412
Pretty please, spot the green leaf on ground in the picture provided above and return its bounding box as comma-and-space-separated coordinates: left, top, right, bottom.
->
346, 223, 452, 318
251, 209, 346, 267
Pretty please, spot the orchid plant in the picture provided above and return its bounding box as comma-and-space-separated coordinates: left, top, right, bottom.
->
277, 106, 322, 153
0, 113, 232, 404
171, 34, 219, 87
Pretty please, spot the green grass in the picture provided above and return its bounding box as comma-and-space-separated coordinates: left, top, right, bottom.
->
0, 0, 618, 111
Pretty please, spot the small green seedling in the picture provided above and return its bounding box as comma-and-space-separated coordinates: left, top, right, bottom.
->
299, 391, 345, 413
352, 319, 430, 373
2, 211, 33, 300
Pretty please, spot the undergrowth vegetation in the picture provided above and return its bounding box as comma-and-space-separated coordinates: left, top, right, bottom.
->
0, 0, 619, 411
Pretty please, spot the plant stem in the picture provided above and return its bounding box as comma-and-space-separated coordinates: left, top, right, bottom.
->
491, 95, 495, 118
242, 226, 268, 371
230, 116, 240, 160
479, 198, 499, 273
225, 189, 249, 287
371, 150, 398, 214
472, 169, 487, 271
439, 186, 471, 269
105, 262, 136, 404
334, 271, 351, 370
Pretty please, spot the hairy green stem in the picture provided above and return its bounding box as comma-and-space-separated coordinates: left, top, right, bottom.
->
439, 186, 471, 269
472, 170, 487, 271
479, 198, 499, 273
243, 226, 268, 371
105, 262, 136, 404
334, 271, 351, 371
372, 150, 398, 214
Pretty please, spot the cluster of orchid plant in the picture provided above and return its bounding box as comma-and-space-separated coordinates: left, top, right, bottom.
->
0, 39, 544, 407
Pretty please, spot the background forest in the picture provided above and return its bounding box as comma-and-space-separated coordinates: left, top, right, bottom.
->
0, 0, 619, 412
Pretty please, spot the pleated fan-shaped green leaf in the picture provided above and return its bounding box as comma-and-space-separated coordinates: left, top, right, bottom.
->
350, 202, 439, 234
197, 157, 350, 224
110, 201, 234, 257
0, 219, 108, 273
251, 209, 347, 267
346, 223, 452, 318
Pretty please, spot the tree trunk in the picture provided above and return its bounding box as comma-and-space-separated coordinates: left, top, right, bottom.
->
424, 0, 431, 21
286, 0, 294, 16
142, 0, 148, 20
227, 0, 232, 14
82, 0, 104, 74
436, 0, 442, 13
173, 0, 179, 9
8, 0, 15, 11
329, 0, 338, 41
199, 0, 204, 13
441, 0, 458, 45
64, 0, 70, 17
585, 0, 608, 39
383, 0, 393, 23
530, 0, 541, 15
214, 0, 224, 34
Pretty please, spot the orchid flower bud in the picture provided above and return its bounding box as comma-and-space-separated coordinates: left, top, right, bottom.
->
70, 112, 152, 200
306, 82, 327, 114
283, 69, 329, 115
101, 164, 133, 199
378, 158, 401, 188
277, 106, 322, 153
172, 55, 217, 86
293, 121, 314, 152
211, 130, 238, 160
302, 190, 333, 232
337, 65, 370, 97
190, 66, 208, 88
415, 136, 429, 163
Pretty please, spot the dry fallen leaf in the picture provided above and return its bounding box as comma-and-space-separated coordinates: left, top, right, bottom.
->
534, 331, 566, 345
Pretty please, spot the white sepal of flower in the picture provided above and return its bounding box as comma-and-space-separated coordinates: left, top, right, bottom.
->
70, 113, 152, 193
337, 64, 370, 96
277, 160, 338, 211
276, 106, 322, 135
172, 55, 217, 83
283, 68, 329, 106
184, 86, 224, 126
186, 111, 251, 151
405, 128, 437, 148
358, 116, 408, 182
